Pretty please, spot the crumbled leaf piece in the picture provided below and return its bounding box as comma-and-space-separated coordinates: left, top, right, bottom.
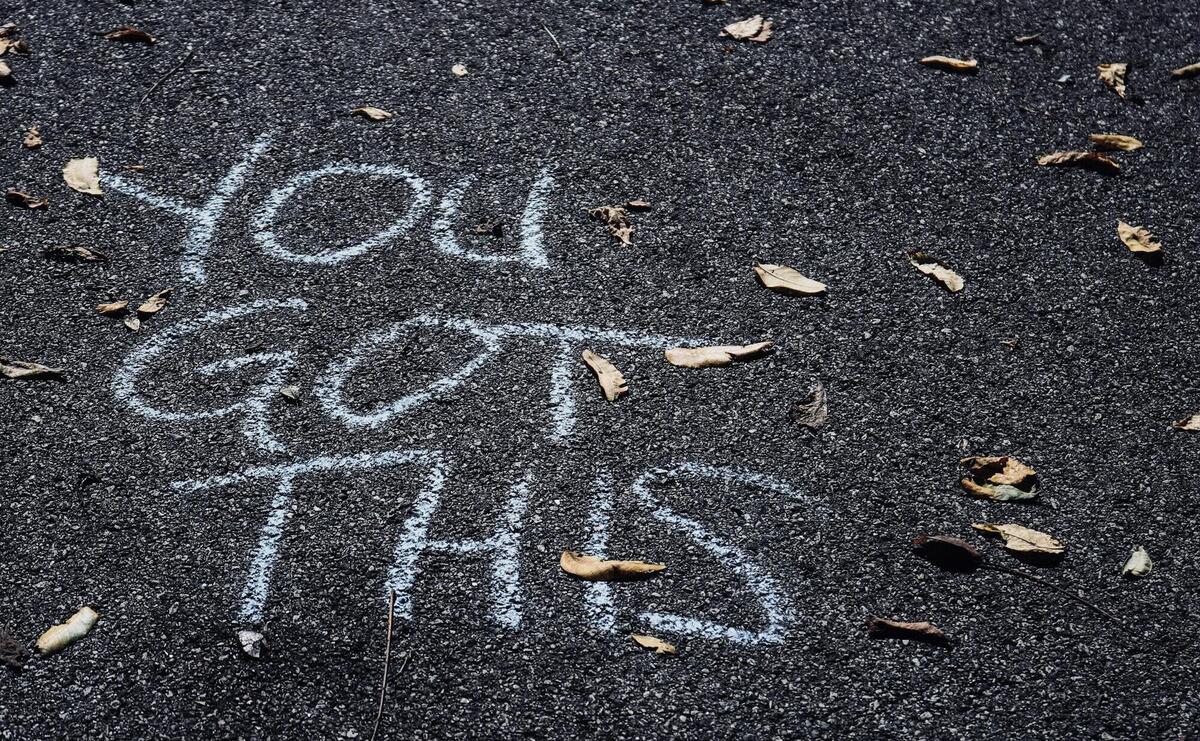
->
22, 126, 41, 149
123, 315, 141, 332
137, 288, 172, 315
96, 300, 129, 315
6, 188, 47, 208
586, 205, 633, 245
625, 199, 652, 211
1013, 34, 1041, 45
1171, 62, 1200, 79
0, 22, 16, 38
451, 63, 468, 77
631, 634, 677, 655
0, 630, 29, 670
1117, 221, 1161, 254
919, 55, 978, 73
1, 358, 64, 380
1036, 151, 1120, 175
754, 263, 827, 295
1089, 133, 1142, 151
1097, 62, 1128, 98
665, 341, 773, 368
279, 385, 301, 402
1173, 412, 1200, 431
721, 15, 773, 43
352, 106, 394, 121
582, 349, 628, 401
560, 551, 665, 581
791, 383, 828, 430
1122, 546, 1152, 578
907, 251, 964, 292
472, 221, 504, 237
866, 617, 947, 643
972, 523, 1064, 557
0, 60, 12, 85
912, 535, 982, 572
959, 455, 1038, 501
63, 157, 103, 196
44, 245, 107, 262
237, 629, 265, 659
35, 607, 98, 655
104, 26, 155, 44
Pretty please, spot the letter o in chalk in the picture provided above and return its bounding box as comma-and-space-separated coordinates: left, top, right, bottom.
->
253, 164, 432, 265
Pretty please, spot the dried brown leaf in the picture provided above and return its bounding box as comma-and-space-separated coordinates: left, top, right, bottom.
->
1036, 151, 1120, 175
104, 26, 155, 44
137, 288, 172, 316
1117, 221, 1161, 254
971, 522, 1065, 556
665, 341, 773, 368
44, 245, 107, 262
631, 634, 677, 655
22, 126, 41, 149
1097, 62, 1128, 99
907, 251, 964, 292
0, 22, 16, 38
1089, 133, 1142, 151
866, 617, 947, 643
722, 15, 773, 43
96, 300, 129, 315
586, 205, 633, 245
1172, 412, 1200, 431
0, 630, 30, 670
1, 357, 64, 380
582, 349, 628, 401
352, 106, 394, 121
560, 551, 665, 581
919, 55, 978, 73
6, 188, 47, 209
63, 157, 103, 196
1013, 34, 1042, 45
1171, 62, 1200, 79
625, 199, 652, 211
791, 383, 828, 430
958, 455, 1038, 501
754, 263, 827, 295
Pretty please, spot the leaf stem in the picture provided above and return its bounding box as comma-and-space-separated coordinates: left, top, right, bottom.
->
981, 563, 1126, 628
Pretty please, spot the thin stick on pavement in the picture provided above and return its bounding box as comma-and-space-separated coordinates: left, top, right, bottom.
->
370, 591, 397, 741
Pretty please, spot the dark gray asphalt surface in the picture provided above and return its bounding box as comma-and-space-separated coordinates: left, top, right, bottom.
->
4, 0, 1200, 738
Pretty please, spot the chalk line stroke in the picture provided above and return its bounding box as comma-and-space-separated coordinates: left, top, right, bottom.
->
586, 463, 807, 645
315, 314, 707, 438
102, 133, 274, 285
431, 170, 554, 268
112, 298, 307, 453
252, 164, 432, 265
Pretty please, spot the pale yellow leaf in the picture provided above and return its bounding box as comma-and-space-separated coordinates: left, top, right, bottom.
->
631, 634, 677, 655
1089, 133, 1142, 151
560, 551, 665, 581
123, 315, 141, 332
36, 607, 98, 655
1097, 62, 1128, 99
664, 341, 773, 368
63, 157, 102, 196
907, 251, 964, 292
971, 522, 1065, 556
754, 263, 827, 295
1122, 546, 1152, 578
722, 15, 772, 43
1117, 221, 1161, 254
582, 349, 627, 401
919, 55, 978, 73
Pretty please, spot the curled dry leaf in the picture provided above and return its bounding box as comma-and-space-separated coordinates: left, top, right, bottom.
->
1173, 412, 1200, 431
1013, 34, 1041, 45
1089, 133, 1142, 151
6, 188, 48, 209
1036, 151, 1120, 175
1097, 62, 1128, 99
912, 535, 982, 572
754, 263, 827, 296
791, 383, 828, 430
1121, 546, 1152, 578
959, 455, 1038, 501
1, 358, 64, 380
625, 199, 652, 211
44, 245, 107, 262
631, 634, 677, 655
581, 349, 628, 401
1116, 221, 1161, 254
0, 629, 30, 670
1171, 62, 1200, 79
237, 629, 266, 659
137, 288, 172, 316
866, 617, 947, 643
64, 157, 103, 196
96, 300, 129, 315
104, 26, 155, 44
22, 126, 41, 149
451, 63, 468, 77
972, 522, 1064, 557
907, 251, 964, 292
919, 55, 978, 73
279, 384, 301, 402
36, 607, 99, 655
665, 341, 773, 368
560, 551, 665, 581
586, 205, 633, 245
352, 106, 394, 121
721, 15, 773, 43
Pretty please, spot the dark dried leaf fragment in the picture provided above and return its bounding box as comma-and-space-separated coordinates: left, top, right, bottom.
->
44, 245, 107, 262
790, 383, 828, 430
866, 617, 948, 644
104, 26, 155, 44
5, 188, 46, 208
0, 630, 29, 670
913, 534, 982, 572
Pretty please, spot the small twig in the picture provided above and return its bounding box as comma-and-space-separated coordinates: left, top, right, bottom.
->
539, 20, 565, 60
982, 563, 1125, 626
369, 591, 397, 741
141, 47, 195, 103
